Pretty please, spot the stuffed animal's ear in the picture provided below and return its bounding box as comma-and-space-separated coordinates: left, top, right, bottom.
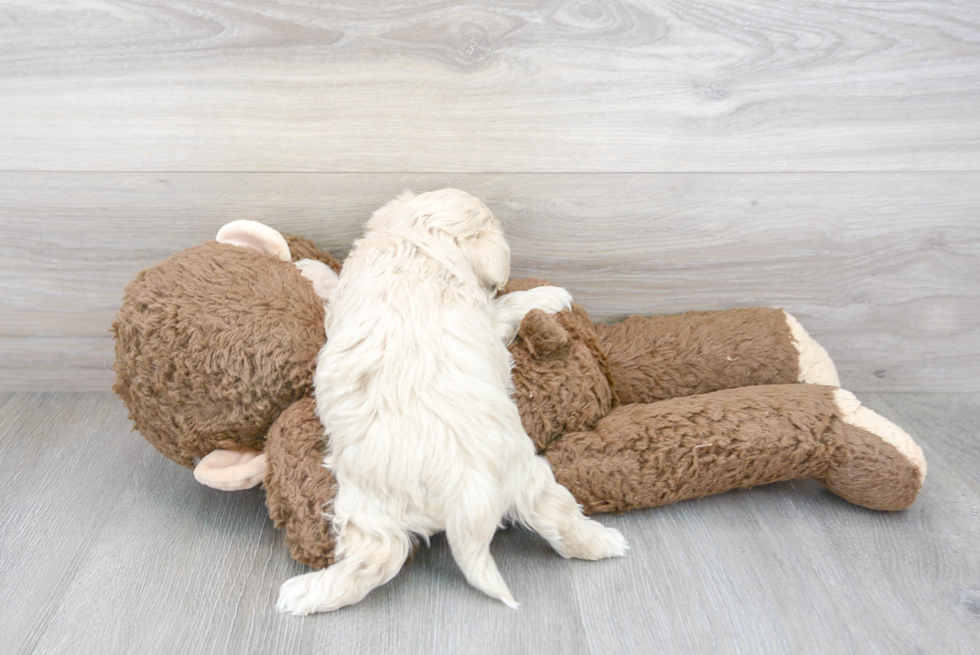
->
215, 220, 291, 262
193, 450, 268, 490
519, 309, 572, 359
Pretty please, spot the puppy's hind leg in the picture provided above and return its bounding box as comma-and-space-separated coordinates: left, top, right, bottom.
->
276, 522, 410, 615
445, 486, 519, 609
514, 458, 628, 561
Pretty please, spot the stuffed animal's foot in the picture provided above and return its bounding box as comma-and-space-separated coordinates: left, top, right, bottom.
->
819, 389, 926, 510
784, 311, 840, 387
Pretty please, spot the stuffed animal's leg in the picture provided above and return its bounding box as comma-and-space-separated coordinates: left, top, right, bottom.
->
544, 384, 924, 513
596, 308, 839, 405
821, 389, 926, 509
276, 517, 411, 615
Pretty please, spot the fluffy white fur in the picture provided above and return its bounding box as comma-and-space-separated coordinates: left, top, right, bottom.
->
276, 189, 627, 615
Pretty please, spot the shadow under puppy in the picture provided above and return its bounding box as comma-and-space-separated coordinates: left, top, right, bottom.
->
276, 189, 627, 615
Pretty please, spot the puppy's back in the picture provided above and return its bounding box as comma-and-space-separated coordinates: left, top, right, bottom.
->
316, 218, 520, 512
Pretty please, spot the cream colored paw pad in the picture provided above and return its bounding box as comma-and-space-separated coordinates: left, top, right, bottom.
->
834, 389, 927, 480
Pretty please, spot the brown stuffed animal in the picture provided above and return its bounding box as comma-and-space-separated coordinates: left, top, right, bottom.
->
113, 221, 926, 570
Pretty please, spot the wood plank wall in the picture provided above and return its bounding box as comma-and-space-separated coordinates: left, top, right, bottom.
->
1, 1, 978, 392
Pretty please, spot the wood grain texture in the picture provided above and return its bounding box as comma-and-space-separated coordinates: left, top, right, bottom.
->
1, 391, 978, 654
1, 172, 977, 392
1, 1, 979, 172
0, 393, 145, 654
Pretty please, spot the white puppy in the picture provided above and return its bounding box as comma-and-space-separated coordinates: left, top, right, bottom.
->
277, 189, 627, 615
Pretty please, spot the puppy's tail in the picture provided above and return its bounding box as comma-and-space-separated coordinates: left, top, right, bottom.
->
445, 485, 519, 609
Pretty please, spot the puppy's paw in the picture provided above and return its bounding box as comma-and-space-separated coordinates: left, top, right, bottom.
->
562, 522, 629, 561
594, 526, 629, 559
276, 570, 331, 616
527, 286, 573, 315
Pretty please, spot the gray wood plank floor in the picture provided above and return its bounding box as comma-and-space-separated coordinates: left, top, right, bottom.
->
1, 391, 977, 655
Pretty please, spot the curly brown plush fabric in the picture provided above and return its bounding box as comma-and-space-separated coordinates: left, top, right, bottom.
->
112, 241, 326, 467
502, 279, 804, 453
502, 277, 613, 452
265, 397, 336, 569
544, 384, 921, 513
599, 308, 800, 405
823, 423, 922, 511
284, 235, 343, 274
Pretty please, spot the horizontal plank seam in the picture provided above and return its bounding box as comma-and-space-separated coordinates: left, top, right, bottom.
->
0, 170, 978, 175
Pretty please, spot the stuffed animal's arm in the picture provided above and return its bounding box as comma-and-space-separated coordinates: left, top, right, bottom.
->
293, 259, 339, 306
264, 397, 338, 570
597, 308, 840, 405
193, 398, 337, 569
543, 383, 925, 514
494, 286, 573, 345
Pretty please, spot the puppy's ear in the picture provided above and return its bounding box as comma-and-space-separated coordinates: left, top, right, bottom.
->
464, 232, 511, 291
216, 220, 291, 262
367, 190, 416, 231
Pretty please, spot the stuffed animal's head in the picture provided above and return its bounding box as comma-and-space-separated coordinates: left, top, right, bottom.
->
112, 221, 340, 480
